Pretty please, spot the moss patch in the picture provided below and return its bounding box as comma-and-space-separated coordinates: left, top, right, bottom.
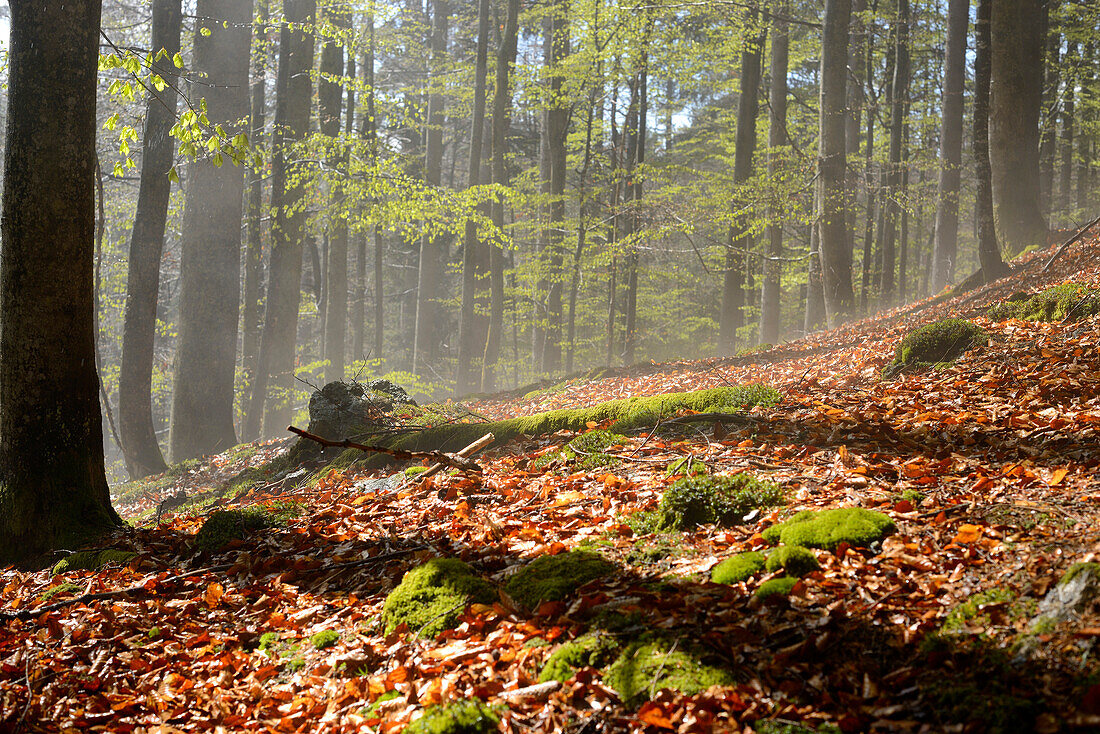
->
942, 588, 1015, 633
193, 504, 301, 552
883, 318, 986, 377
539, 631, 623, 683
605, 638, 734, 706
765, 546, 820, 577
755, 576, 799, 599
665, 456, 708, 478
1059, 562, 1100, 587
762, 508, 895, 550
404, 699, 501, 734
710, 551, 766, 584
381, 558, 496, 638
310, 630, 340, 650
987, 282, 1100, 322
656, 473, 783, 531
38, 581, 81, 600
52, 549, 136, 575
505, 550, 616, 609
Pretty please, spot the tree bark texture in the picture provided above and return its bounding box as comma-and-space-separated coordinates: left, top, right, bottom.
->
543, 0, 569, 374
0, 0, 122, 565
930, 0, 967, 292
879, 0, 909, 305
321, 6, 348, 384
974, 0, 1008, 279
761, 8, 788, 345
118, 0, 181, 478
169, 0, 252, 461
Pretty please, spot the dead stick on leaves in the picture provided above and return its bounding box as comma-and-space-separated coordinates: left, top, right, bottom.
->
1043, 213, 1100, 273
288, 426, 493, 473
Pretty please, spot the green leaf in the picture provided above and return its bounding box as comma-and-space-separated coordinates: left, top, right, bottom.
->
212, 151, 224, 168
200, 26, 212, 36
173, 52, 184, 68
168, 167, 180, 184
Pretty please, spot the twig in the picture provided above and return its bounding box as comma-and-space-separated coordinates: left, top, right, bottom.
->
417, 433, 496, 482
287, 426, 487, 472
497, 680, 562, 700
1043, 213, 1100, 272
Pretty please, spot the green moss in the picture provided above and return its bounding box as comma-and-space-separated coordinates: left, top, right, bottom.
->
310, 630, 340, 650
924, 674, 1037, 733
710, 552, 766, 584
883, 318, 986, 377
38, 581, 81, 600
754, 723, 841, 734
942, 588, 1015, 633
192, 505, 294, 552
287, 656, 306, 672
404, 465, 431, 479
665, 456, 708, 478
381, 558, 496, 638
147, 626, 161, 639
404, 700, 501, 734
166, 458, 202, 478
622, 510, 661, 536
755, 577, 799, 599
625, 538, 684, 567
987, 282, 1100, 322
656, 473, 783, 531
558, 429, 626, 470
505, 550, 616, 609
52, 549, 137, 575
765, 546, 820, 577
1059, 562, 1100, 586
605, 638, 734, 706
898, 489, 925, 504
761, 508, 895, 550
523, 637, 551, 649
539, 631, 623, 683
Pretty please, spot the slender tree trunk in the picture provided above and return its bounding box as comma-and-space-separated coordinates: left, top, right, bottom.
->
975, 0, 1008, 279
543, 0, 569, 374
860, 22, 876, 311
249, 0, 315, 438
1059, 40, 1077, 214
118, 0, 181, 477
990, 0, 1048, 254
0, 0, 122, 565
622, 33, 649, 366
761, 8, 788, 345
804, 200, 825, 333
1077, 41, 1095, 215
169, 0, 252, 460
456, 0, 491, 396
1038, 2, 1059, 218
817, 0, 856, 326
321, 6, 348, 383
930, 0, 967, 291
879, 0, 909, 306
481, 0, 519, 392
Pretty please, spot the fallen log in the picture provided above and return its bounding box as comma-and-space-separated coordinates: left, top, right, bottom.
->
287, 426, 490, 472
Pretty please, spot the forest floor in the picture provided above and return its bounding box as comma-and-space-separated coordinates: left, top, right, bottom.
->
4, 233, 1100, 734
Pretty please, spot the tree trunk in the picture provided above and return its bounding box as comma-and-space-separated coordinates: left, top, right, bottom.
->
760, 7, 788, 345
974, 0, 1008, 279
321, 6, 348, 383
543, 0, 569, 374
169, 0, 252, 461
1077, 41, 1095, 215
481, 0, 519, 392
412, 0, 449, 376
0, 0, 122, 566
1038, 2, 1059, 218
118, 0, 181, 478
859, 24, 876, 311
250, 0, 315, 438
879, 0, 909, 306
990, 0, 1048, 254
1059, 40, 1077, 214
622, 32, 650, 366
719, 19, 764, 354
240, 0, 268, 440
456, 0, 491, 396
930, 0, 968, 291
817, 0, 856, 326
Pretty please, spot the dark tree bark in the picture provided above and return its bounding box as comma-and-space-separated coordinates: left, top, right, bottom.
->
879, 0, 909, 306
1077, 41, 1095, 215
249, 0, 315, 438
817, 0, 856, 326
0, 0, 122, 565
975, 0, 1008, 279
118, 0, 181, 478
241, 0, 269, 440
321, 6, 348, 383
456, 0, 491, 396
859, 24, 876, 312
543, 0, 570, 374
719, 19, 763, 354
990, 0, 1048, 254
1038, 1, 1059, 217
169, 0, 252, 461
412, 0, 449, 376
481, 0, 520, 392
622, 29, 650, 366
930, 0, 968, 291
1060, 40, 1077, 213
760, 7, 788, 345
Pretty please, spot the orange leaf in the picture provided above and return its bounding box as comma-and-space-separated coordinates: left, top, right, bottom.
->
952, 524, 983, 544
637, 703, 674, 730
1049, 468, 1069, 486
204, 582, 224, 609
586, 421, 598, 429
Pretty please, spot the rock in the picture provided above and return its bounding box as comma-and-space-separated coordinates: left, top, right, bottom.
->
306, 380, 416, 442
1031, 562, 1100, 630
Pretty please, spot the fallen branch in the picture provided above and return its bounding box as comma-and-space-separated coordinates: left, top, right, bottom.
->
1044, 214, 1100, 273
417, 432, 496, 482
496, 680, 561, 700
287, 426, 489, 472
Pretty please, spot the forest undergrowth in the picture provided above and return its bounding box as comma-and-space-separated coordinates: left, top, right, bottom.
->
3, 235, 1100, 733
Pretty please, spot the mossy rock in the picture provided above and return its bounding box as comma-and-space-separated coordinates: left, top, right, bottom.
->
987, 282, 1100, 322
381, 558, 496, 638
605, 638, 734, 706
538, 631, 623, 683
1059, 562, 1100, 586
52, 549, 136, 575
310, 630, 340, 650
656, 473, 783, 531
762, 508, 895, 550
883, 318, 986, 377
710, 551, 766, 584
505, 550, 616, 609
765, 546, 820, 577
404, 699, 501, 734
755, 576, 799, 599
193, 504, 300, 552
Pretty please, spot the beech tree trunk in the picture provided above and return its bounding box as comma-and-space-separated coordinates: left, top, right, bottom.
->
543, 1, 569, 374
169, 0, 252, 461
760, 8, 788, 345
879, 0, 909, 306
817, 0, 856, 326
249, 0, 315, 438
930, 0, 968, 291
1060, 41, 1077, 214
118, 0, 181, 478
990, 0, 1048, 254
321, 6, 348, 383
974, 0, 1008, 279
1038, 2, 1059, 218
0, 0, 122, 566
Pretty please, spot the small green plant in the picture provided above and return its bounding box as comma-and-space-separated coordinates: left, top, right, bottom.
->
755, 576, 799, 599
310, 630, 340, 650
710, 551, 766, 584
883, 318, 986, 377
381, 558, 496, 638
287, 656, 306, 672
146, 626, 161, 639
505, 550, 616, 608
362, 690, 402, 719
766, 546, 820, 576
258, 631, 282, 652
762, 508, 895, 550
656, 473, 783, 531
987, 282, 1100, 322
404, 699, 501, 734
